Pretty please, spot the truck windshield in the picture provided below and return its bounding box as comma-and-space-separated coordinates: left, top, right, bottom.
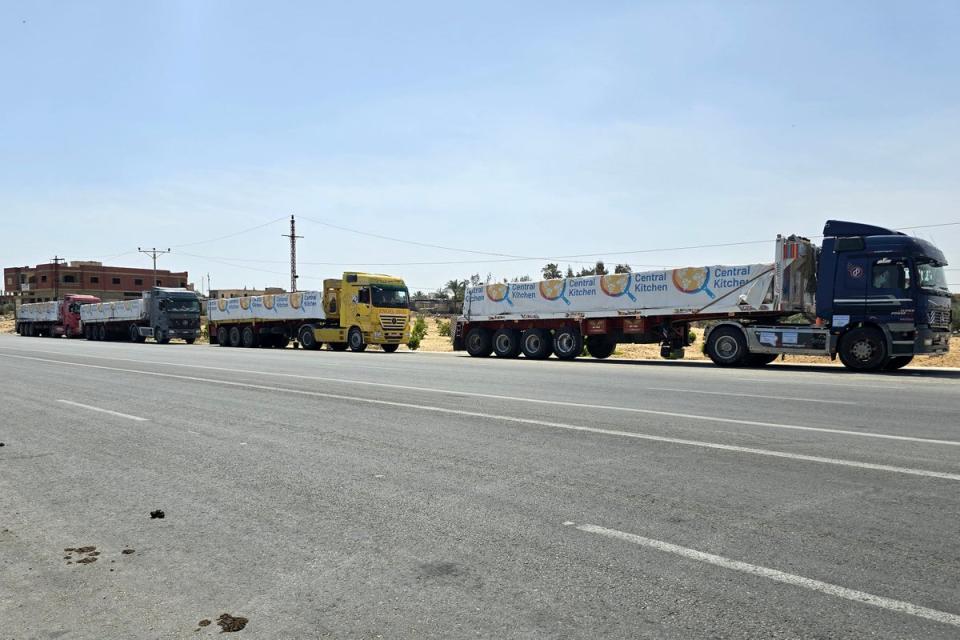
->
372, 286, 409, 309
161, 298, 200, 313
916, 261, 949, 293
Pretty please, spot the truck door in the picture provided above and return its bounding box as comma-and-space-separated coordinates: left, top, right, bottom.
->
355, 286, 372, 331
832, 255, 869, 323
868, 258, 913, 321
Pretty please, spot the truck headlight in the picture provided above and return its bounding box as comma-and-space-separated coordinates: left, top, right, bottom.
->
924, 338, 933, 346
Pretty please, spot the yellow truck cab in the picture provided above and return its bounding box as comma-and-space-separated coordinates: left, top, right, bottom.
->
315, 272, 411, 352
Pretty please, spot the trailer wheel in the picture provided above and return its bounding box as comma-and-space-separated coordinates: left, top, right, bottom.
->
97, 324, 107, 342
586, 335, 617, 359
884, 355, 913, 371
553, 327, 583, 361
241, 326, 258, 349
705, 326, 747, 367
228, 325, 242, 348
184, 337, 196, 345
492, 329, 521, 358
217, 326, 230, 347
129, 324, 139, 343
465, 327, 493, 357
298, 325, 319, 350
381, 343, 400, 353
330, 342, 348, 351
348, 327, 367, 352
838, 327, 887, 371
521, 329, 553, 360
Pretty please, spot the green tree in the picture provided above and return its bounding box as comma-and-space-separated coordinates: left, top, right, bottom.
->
594, 260, 608, 276
541, 263, 562, 279
445, 279, 467, 302
565, 265, 575, 278
614, 264, 632, 274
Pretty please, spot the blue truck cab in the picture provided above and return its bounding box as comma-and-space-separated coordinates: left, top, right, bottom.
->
815, 220, 952, 370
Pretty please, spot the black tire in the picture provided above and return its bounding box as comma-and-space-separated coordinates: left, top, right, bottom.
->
348, 327, 366, 352
129, 324, 139, 343
241, 326, 258, 349
884, 355, 913, 371
465, 327, 493, 357
586, 335, 617, 359
97, 324, 107, 342
217, 326, 230, 347
706, 326, 748, 367
552, 326, 583, 361
746, 354, 778, 367
184, 337, 196, 345
381, 343, 400, 353
274, 335, 290, 349
330, 342, 348, 351
838, 327, 887, 371
492, 329, 521, 358
298, 325, 319, 350
156, 332, 170, 345
228, 325, 242, 348
521, 328, 552, 360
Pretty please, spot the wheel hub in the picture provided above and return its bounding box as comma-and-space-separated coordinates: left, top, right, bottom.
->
851, 340, 874, 360
716, 336, 738, 358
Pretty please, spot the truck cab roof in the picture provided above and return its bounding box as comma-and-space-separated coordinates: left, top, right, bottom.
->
823, 220, 947, 265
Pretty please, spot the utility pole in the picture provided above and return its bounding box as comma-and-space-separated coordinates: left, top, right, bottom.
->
282, 215, 302, 292
206, 273, 211, 298
138, 247, 171, 289
50, 255, 65, 300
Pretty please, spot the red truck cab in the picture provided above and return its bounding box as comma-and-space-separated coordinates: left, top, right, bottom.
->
60, 295, 101, 337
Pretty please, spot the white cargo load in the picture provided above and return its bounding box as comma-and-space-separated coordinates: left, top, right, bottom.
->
80, 299, 147, 323
17, 301, 60, 323
208, 291, 324, 323
463, 263, 779, 321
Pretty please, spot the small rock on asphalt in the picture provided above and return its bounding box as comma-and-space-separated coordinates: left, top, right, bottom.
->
150, 510, 165, 519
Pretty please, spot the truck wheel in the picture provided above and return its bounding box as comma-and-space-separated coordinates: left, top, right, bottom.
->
521, 329, 552, 360
330, 342, 348, 351
381, 343, 400, 353
241, 326, 258, 348
298, 325, 319, 350
706, 326, 747, 367
228, 326, 242, 348
492, 329, 521, 358
746, 354, 778, 367
348, 327, 367, 352
838, 327, 887, 371
553, 327, 583, 361
586, 335, 617, 359
129, 324, 139, 343
97, 325, 107, 342
184, 337, 196, 345
465, 327, 493, 357
274, 335, 290, 349
217, 326, 230, 347
884, 355, 913, 371
156, 331, 170, 344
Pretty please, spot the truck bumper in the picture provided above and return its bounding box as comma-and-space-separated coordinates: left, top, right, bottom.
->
914, 328, 951, 355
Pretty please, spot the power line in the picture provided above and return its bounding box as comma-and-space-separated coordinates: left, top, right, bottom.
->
171, 216, 289, 248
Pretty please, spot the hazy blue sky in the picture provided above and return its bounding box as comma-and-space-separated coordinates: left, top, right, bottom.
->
2, 1, 958, 293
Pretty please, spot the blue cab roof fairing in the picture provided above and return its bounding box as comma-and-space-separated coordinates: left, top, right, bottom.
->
822, 220, 904, 238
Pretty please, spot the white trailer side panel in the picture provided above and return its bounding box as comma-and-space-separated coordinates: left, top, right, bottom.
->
80, 299, 147, 323
208, 291, 325, 323
463, 264, 777, 321
17, 302, 60, 323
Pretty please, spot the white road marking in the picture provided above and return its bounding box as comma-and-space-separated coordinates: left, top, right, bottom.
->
5, 353, 957, 482
56, 399, 147, 422
568, 521, 960, 629
1, 348, 956, 447
645, 387, 856, 405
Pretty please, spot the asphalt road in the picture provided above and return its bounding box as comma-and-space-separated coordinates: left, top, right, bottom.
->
2, 333, 959, 639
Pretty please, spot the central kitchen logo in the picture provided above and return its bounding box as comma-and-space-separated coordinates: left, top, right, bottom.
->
486, 283, 512, 306
600, 274, 636, 301
672, 267, 715, 298
217, 298, 228, 312
539, 279, 570, 305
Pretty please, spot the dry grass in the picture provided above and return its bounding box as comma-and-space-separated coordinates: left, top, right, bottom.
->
0, 315, 15, 334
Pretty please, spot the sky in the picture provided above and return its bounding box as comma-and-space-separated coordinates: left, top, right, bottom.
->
2, 1, 959, 295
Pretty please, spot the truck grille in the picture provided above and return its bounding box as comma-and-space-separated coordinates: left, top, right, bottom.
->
927, 309, 951, 329
380, 315, 407, 330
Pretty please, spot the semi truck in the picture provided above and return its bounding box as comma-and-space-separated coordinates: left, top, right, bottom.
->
452, 220, 952, 372
15, 294, 102, 338
80, 287, 202, 344
208, 272, 411, 351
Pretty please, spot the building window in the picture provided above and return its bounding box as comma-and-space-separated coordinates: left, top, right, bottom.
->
41, 275, 48, 283
63, 274, 76, 283
134, 278, 143, 286
5, 276, 11, 285
112, 277, 121, 285
156, 279, 162, 286
180, 281, 186, 288
90, 276, 99, 284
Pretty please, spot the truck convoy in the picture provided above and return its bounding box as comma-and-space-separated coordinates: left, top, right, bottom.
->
208, 272, 411, 352
452, 220, 952, 372
15, 294, 102, 338
79, 287, 202, 344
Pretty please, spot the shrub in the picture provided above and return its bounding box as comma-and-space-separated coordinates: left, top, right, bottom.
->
437, 319, 451, 337
407, 335, 421, 350
408, 316, 428, 350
